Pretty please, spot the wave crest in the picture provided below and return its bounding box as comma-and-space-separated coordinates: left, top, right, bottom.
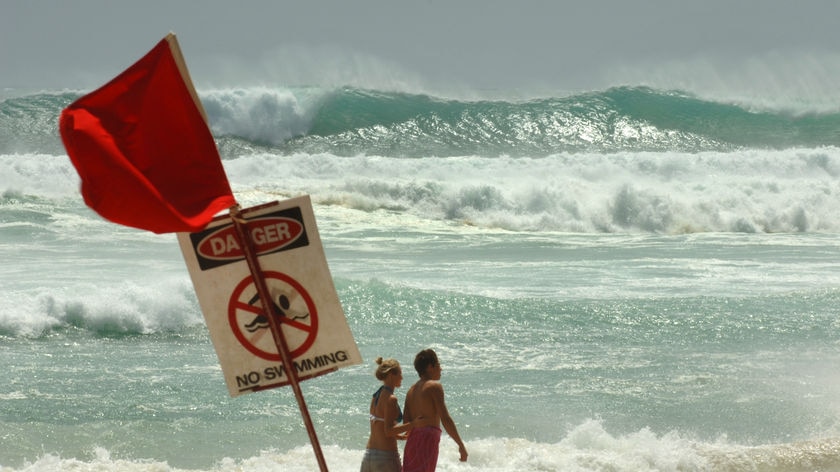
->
0, 279, 204, 338
4, 422, 840, 472
6, 86, 839, 158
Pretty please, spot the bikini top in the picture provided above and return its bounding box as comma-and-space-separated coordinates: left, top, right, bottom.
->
370, 385, 403, 423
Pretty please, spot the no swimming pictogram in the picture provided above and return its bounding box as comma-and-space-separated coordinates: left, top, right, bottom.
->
228, 271, 319, 361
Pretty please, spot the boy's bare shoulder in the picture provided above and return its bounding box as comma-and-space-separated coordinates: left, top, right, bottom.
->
422, 380, 444, 392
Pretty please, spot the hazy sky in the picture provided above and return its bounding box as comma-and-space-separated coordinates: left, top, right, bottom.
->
3, 1, 840, 97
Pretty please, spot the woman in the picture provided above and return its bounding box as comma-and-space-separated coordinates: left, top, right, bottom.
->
360, 357, 420, 472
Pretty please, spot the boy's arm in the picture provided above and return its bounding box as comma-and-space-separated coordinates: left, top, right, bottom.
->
431, 383, 468, 462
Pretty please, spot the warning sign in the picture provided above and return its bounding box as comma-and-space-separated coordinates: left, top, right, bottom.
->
177, 196, 361, 397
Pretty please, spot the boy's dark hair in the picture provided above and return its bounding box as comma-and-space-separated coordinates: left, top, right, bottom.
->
414, 349, 439, 376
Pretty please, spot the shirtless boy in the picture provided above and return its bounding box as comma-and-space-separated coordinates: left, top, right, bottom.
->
402, 349, 468, 471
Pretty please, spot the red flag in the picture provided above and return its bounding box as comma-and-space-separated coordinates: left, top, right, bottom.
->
59, 34, 236, 233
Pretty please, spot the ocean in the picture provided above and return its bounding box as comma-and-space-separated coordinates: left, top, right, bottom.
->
2, 84, 840, 472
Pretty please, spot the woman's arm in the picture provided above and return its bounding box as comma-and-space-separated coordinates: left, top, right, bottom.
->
383, 395, 428, 439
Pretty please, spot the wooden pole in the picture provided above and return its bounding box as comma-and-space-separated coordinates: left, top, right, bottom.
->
165, 33, 326, 470
229, 204, 330, 472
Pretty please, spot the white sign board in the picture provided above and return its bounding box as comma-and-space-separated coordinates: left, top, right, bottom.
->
178, 196, 361, 397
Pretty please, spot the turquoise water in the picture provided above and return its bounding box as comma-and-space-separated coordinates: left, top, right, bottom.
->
2, 86, 840, 471
6, 87, 840, 157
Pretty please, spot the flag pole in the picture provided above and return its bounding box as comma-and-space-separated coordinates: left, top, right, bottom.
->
167, 33, 326, 471
229, 203, 330, 472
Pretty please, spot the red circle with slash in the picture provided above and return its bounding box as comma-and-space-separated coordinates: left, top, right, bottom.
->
228, 271, 318, 361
